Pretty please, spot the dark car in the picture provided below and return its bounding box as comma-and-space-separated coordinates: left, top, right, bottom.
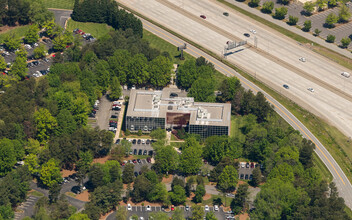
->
133, 149, 137, 155
244, 33, 250, 37
245, 174, 249, 180
146, 139, 150, 144
240, 174, 244, 179
137, 159, 141, 163
138, 149, 143, 155
246, 163, 250, 168
249, 174, 253, 180
148, 150, 153, 156
170, 93, 178, 98
283, 84, 289, 89
143, 150, 147, 155
200, 15, 206, 19
132, 139, 137, 144
116, 139, 120, 144
134, 172, 138, 177
137, 139, 141, 144
111, 114, 118, 118
223, 12, 229, 16
250, 162, 254, 168
147, 157, 151, 163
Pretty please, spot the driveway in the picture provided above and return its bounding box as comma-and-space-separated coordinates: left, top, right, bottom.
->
49, 9, 73, 28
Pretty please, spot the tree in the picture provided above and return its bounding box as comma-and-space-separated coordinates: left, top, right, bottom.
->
122, 163, 134, 183
24, 25, 40, 44
154, 145, 179, 174
340, 37, 351, 48
0, 56, 6, 71
338, 5, 351, 23
52, 35, 67, 51
172, 177, 185, 190
3, 34, 21, 51
328, 0, 337, 7
249, 0, 260, 7
39, 159, 62, 188
150, 128, 166, 140
0, 138, 17, 176
193, 184, 206, 203
179, 138, 203, 175
299, 139, 315, 169
325, 13, 338, 28
148, 55, 173, 87
287, 15, 298, 25
76, 151, 93, 185
43, 20, 62, 38
218, 77, 241, 102
250, 167, 262, 187
303, 1, 315, 15
217, 165, 238, 192
120, 139, 132, 156
326, 34, 336, 43
34, 108, 57, 143
49, 182, 61, 203
205, 212, 217, 220
0, 204, 14, 220
190, 205, 204, 220
68, 213, 90, 220
115, 206, 127, 220
147, 183, 169, 205
231, 183, 249, 214
89, 181, 123, 214
170, 185, 186, 205
25, 153, 40, 175
132, 175, 152, 203
261, 1, 274, 14
109, 76, 122, 101
314, 28, 322, 36
127, 54, 149, 86
28, 0, 54, 26
316, 0, 327, 11
302, 20, 312, 32
274, 7, 288, 20
33, 44, 47, 59
188, 77, 215, 102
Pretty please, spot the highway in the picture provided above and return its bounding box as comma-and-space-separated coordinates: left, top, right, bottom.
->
115, 3, 352, 208
117, 0, 352, 140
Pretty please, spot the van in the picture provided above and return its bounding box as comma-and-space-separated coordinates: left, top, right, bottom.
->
341, 72, 350, 78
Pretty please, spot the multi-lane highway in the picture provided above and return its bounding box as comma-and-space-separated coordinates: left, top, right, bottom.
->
118, 0, 352, 140
115, 2, 352, 208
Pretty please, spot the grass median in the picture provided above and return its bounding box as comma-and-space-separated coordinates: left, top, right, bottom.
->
0, 25, 30, 43
217, 0, 352, 70
66, 19, 113, 39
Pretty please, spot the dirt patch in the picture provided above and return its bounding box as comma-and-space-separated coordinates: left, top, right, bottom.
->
0, 25, 19, 34
123, 183, 134, 189
93, 155, 111, 164
75, 190, 90, 202
162, 175, 173, 184
61, 169, 76, 178
237, 213, 249, 220
203, 193, 211, 201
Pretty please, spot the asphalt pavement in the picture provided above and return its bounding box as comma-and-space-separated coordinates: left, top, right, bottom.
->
122, 14, 352, 209
49, 9, 73, 28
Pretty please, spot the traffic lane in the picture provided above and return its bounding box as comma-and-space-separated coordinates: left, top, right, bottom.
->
140, 18, 352, 208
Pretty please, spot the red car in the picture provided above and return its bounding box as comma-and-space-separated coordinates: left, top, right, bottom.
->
171, 205, 175, 211
147, 157, 151, 163
200, 15, 206, 19
132, 159, 137, 164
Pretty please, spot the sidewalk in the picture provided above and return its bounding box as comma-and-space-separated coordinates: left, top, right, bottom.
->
221, 0, 352, 59
114, 103, 125, 143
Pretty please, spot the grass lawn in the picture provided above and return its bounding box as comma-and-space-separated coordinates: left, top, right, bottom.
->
66, 19, 113, 40
202, 194, 232, 207
43, 0, 74, 9
0, 25, 30, 43
313, 152, 333, 182
28, 190, 44, 197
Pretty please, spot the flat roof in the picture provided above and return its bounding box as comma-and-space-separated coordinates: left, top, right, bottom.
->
126, 88, 231, 127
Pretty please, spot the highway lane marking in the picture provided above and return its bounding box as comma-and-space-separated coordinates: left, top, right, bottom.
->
143, 23, 346, 185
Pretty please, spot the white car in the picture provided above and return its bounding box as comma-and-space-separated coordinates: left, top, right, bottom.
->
250, 29, 257, 34
127, 203, 132, 211
146, 205, 151, 211
185, 205, 190, 211
214, 205, 219, 211
141, 139, 146, 144
299, 57, 306, 62
139, 217, 144, 220
308, 87, 315, 92
204, 205, 209, 211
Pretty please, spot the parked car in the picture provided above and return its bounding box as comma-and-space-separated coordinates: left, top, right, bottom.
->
137, 159, 141, 163
138, 149, 143, 155
214, 205, 219, 211
127, 203, 132, 211
133, 149, 137, 155
146, 205, 151, 211
147, 157, 151, 163
185, 205, 190, 211
143, 150, 147, 155
204, 205, 209, 211
132, 139, 136, 144
137, 139, 141, 144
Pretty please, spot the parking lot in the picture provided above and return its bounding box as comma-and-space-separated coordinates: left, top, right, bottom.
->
107, 205, 230, 220
238, 162, 259, 180
14, 196, 40, 220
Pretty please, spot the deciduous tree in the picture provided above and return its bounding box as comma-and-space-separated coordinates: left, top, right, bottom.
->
170, 185, 186, 205
39, 159, 62, 188
303, 2, 315, 15
148, 55, 173, 87
338, 5, 351, 22
218, 165, 238, 192
24, 25, 40, 44
261, 1, 274, 13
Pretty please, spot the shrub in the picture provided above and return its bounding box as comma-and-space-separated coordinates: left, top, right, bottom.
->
326, 34, 336, 43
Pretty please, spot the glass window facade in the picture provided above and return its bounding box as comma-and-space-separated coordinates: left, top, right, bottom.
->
126, 116, 165, 132
189, 125, 229, 139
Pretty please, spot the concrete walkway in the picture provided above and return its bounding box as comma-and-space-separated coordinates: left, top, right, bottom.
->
114, 103, 125, 143
222, 0, 352, 59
